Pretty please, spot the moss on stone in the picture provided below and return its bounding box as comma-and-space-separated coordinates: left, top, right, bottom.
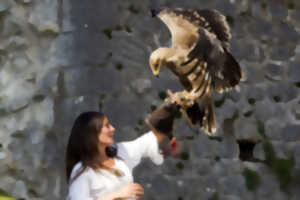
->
263, 141, 296, 191
261, 1, 268, 10
115, 63, 123, 71
226, 15, 235, 27
128, 5, 139, 14
208, 192, 219, 200
244, 110, 253, 117
180, 152, 190, 160
214, 96, 225, 107
257, 119, 265, 137
294, 82, 300, 88
248, 98, 256, 105
273, 96, 281, 102
176, 162, 184, 170
150, 104, 157, 111
243, 168, 261, 191
125, 26, 132, 33
158, 91, 167, 100
103, 28, 112, 39
98, 102, 103, 112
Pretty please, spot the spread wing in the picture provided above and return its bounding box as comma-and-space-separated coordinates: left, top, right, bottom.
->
156, 8, 201, 49
155, 8, 241, 92
180, 9, 241, 92
184, 28, 241, 92
196, 9, 231, 50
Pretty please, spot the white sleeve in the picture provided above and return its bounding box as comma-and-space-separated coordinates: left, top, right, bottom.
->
67, 171, 93, 200
67, 165, 107, 200
117, 131, 164, 169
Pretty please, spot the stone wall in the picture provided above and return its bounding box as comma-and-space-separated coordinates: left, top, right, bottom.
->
0, 0, 300, 199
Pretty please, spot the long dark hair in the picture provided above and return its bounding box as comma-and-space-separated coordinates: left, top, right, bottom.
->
65, 111, 121, 184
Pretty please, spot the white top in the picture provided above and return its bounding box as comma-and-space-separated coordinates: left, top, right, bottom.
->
66, 131, 164, 200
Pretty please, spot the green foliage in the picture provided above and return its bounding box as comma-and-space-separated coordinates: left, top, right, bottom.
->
248, 98, 256, 105
125, 26, 132, 33
150, 105, 157, 111
243, 110, 253, 117
263, 141, 296, 191
257, 119, 266, 138
103, 29, 112, 39
176, 162, 184, 170
243, 168, 261, 191
214, 96, 225, 108
226, 15, 235, 27
208, 192, 219, 200
215, 156, 221, 162
115, 63, 123, 71
0, 188, 15, 200
273, 96, 281, 103
274, 158, 295, 190
158, 91, 167, 100
263, 141, 276, 166
98, 102, 103, 112
128, 5, 139, 14
294, 82, 300, 88
179, 152, 189, 161
261, 1, 268, 10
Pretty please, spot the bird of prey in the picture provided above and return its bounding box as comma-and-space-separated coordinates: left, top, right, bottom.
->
149, 8, 242, 135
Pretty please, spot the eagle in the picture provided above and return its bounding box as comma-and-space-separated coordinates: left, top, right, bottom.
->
149, 8, 242, 135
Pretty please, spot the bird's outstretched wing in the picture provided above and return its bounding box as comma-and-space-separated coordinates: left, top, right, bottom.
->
155, 8, 231, 49
155, 8, 201, 49
178, 9, 241, 92
196, 9, 231, 50
154, 8, 241, 92
184, 27, 241, 92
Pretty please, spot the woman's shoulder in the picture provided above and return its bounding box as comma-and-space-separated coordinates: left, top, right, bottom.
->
70, 162, 94, 182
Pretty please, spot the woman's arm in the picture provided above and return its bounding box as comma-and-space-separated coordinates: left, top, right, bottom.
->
117, 131, 164, 169
95, 183, 144, 200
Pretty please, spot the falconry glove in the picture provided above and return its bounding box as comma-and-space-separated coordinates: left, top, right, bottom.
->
146, 100, 180, 140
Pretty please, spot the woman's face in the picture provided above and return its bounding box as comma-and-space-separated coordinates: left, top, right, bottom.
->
98, 117, 115, 146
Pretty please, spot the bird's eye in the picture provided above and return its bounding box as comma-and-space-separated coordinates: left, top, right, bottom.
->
154, 63, 159, 69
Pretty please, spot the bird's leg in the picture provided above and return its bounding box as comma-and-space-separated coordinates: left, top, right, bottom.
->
167, 89, 195, 128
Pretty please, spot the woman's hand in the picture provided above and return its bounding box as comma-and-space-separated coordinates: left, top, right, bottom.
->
115, 182, 144, 199
94, 182, 144, 200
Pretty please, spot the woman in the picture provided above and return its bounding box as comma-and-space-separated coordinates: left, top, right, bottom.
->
65, 101, 178, 200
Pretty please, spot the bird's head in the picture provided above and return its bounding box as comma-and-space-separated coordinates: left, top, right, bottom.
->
149, 49, 165, 76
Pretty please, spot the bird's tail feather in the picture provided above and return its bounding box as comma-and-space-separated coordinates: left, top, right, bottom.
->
185, 100, 216, 135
